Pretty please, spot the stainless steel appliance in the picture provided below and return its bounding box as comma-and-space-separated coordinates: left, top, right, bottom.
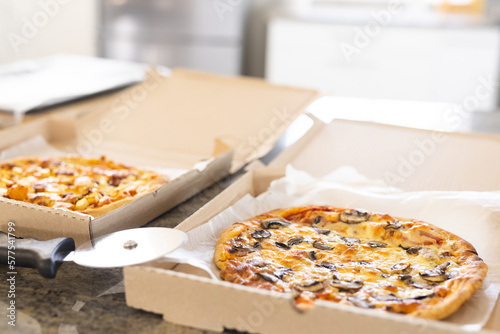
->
100, 0, 248, 74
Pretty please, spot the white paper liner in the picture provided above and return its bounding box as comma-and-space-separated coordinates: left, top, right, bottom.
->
164, 165, 500, 329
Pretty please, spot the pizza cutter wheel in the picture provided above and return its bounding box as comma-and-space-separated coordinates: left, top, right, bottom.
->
0, 227, 187, 278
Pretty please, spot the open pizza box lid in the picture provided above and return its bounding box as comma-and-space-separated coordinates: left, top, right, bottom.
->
0, 69, 319, 245
124, 115, 500, 333
268, 116, 500, 191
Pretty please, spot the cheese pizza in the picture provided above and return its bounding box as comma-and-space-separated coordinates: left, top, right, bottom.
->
214, 206, 487, 319
0, 156, 168, 217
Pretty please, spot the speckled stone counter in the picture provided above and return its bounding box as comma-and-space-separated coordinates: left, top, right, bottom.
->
0, 173, 242, 334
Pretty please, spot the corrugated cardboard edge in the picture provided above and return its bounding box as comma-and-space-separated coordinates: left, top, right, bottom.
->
90, 149, 233, 240
170, 68, 322, 172
0, 196, 92, 246
125, 267, 497, 334
0, 113, 234, 246
124, 167, 499, 333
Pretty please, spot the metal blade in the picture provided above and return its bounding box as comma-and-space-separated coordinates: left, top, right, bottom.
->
63, 251, 75, 262
71, 227, 187, 268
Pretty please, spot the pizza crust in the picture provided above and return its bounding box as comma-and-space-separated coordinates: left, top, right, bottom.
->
214, 205, 488, 320
413, 258, 487, 319
214, 223, 248, 267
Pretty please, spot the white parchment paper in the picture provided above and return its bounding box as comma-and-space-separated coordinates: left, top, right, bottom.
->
165, 165, 500, 329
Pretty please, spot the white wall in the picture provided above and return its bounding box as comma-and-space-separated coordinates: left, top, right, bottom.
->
0, 0, 98, 64
267, 18, 500, 111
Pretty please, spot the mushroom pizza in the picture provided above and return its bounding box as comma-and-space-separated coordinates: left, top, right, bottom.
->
214, 206, 487, 319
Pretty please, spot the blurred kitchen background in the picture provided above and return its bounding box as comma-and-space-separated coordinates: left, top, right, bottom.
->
1, 0, 499, 112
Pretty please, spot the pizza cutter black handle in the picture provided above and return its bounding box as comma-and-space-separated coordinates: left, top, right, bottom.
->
0, 231, 75, 279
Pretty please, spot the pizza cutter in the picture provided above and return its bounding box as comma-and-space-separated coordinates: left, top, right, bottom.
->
0, 227, 187, 278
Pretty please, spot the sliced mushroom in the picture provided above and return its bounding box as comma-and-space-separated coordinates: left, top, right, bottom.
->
309, 251, 317, 261
399, 245, 422, 255
315, 262, 337, 271
313, 240, 333, 251
274, 267, 293, 280
251, 230, 271, 239
407, 292, 436, 300
419, 262, 451, 282
407, 246, 422, 255
347, 297, 374, 309
295, 281, 325, 293
313, 227, 331, 235
357, 261, 370, 266
256, 272, 278, 283
287, 236, 305, 247
410, 281, 435, 289
398, 274, 412, 282
260, 218, 290, 229
435, 261, 451, 273
440, 251, 451, 258
248, 259, 268, 268
313, 216, 322, 225
339, 209, 370, 224
229, 246, 247, 253
384, 221, 402, 230
229, 244, 257, 253
374, 294, 399, 302
329, 280, 364, 292
419, 272, 449, 283
386, 291, 435, 301
275, 241, 291, 250
367, 241, 387, 248
390, 263, 411, 274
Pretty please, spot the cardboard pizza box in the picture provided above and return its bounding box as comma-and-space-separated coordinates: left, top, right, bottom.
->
0, 69, 319, 246
124, 117, 500, 334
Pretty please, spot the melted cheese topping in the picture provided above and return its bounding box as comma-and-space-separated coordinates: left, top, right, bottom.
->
0, 156, 167, 215
217, 208, 475, 317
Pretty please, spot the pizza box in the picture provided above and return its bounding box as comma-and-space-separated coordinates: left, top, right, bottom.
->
124, 117, 500, 334
0, 69, 319, 246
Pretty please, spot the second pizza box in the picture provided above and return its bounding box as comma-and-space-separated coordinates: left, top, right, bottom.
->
0, 69, 319, 246
124, 117, 500, 334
